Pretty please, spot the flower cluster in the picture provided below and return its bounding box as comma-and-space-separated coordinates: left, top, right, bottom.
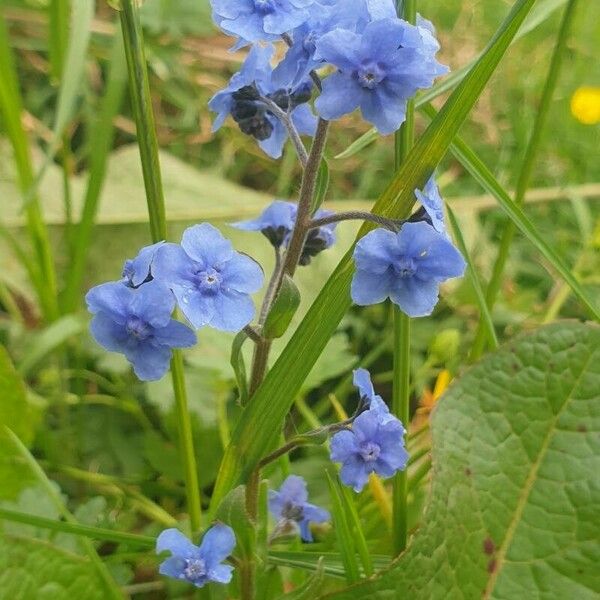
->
208, 0, 447, 156
330, 369, 408, 492
86, 224, 264, 381
233, 200, 337, 264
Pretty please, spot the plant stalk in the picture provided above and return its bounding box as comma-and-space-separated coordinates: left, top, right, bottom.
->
119, 0, 202, 534
392, 0, 416, 557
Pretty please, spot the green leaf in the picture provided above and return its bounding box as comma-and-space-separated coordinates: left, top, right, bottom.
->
326, 473, 360, 585
323, 322, 600, 599
215, 485, 255, 561
0, 345, 33, 444
264, 276, 301, 340
275, 558, 326, 600
0, 535, 109, 600
210, 0, 538, 509
231, 331, 249, 404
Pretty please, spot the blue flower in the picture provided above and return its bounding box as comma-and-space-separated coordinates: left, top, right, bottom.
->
152, 223, 264, 332
209, 45, 317, 159
351, 222, 466, 317
414, 177, 445, 234
353, 368, 393, 423
269, 475, 330, 541
330, 408, 408, 492
86, 281, 196, 381
314, 18, 448, 134
122, 241, 165, 288
211, 0, 316, 44
273, 0, 398, 88
232, 200, 337, 264
156, 525, 236, 588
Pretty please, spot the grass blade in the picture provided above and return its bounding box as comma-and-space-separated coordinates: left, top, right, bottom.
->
446, 206, 499, 350
210, 0, 538, 509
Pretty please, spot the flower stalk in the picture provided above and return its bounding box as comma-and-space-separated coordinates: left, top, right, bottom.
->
119, 0, 202, 534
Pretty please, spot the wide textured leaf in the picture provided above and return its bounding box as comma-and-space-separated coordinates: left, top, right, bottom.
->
323, 322, 600, 599
210, 0, 538, 509
0, 535, 107, 600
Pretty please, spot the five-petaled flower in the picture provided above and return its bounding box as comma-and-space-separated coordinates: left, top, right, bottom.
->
232, 200, 337, 264
330, 406, 408, 492
209, 45, 316, 159
153, 223, 264, 332
156, 525, 236, 588
315, 18, 448, 134
351, 222, 466, 317
86, 281, 196, 381
269, 475, 330, 542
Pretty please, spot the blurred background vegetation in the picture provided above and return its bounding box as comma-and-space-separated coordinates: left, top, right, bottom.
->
0, 0, 599, 595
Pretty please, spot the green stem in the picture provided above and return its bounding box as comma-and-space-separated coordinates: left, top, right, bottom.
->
470, 0, 581, 360
119, 0, 201, 535
392, 0, 416, 557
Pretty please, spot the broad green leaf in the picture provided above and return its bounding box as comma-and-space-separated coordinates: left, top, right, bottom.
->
210, 0, 538, 509
0, 346, 33, 444
264, 276, 301, 340
0, 535, 108, 600
324, 322, 600, 599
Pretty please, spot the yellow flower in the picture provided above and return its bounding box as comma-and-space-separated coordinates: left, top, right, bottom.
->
571, 87, 600, 125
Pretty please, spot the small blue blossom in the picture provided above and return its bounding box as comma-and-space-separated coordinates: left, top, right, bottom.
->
232, 200, 337, 264
86, 281, 196, 381
353, 368, 394, 423
122, 241, 165, 288
156, 525, 236, 588
414, 177, 445, 234
211, 0, 316, 45
351, 222, 466, 317
152, 223, 264, 332
272, 0, 394, 88
330, 408, 408, 492
314, 18, 448, 134
209, 45, 317, 159
269, 475, 330, 541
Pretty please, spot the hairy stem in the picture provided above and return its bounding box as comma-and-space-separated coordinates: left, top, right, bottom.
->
309, 210, 402, 232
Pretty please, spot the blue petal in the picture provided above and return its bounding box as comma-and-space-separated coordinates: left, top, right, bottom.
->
129, 281, 175, 329
221, 254, 264, 294
352, 410, 380, 444
199, 524, 236, 567
366, 0, 397, 20
232, 201, 296, 232
314, 29, 361, 70
379, 443, 409, 472
258, 117, 288, 159
268, 490, 285, 519
315, 72, 363, 121
291, 104, 318, 137
181, 224, 234, 268
415, 177, 446, 234
353, 228, 398, 273
299, 520, 314, 542
158, 556, 187, 580
89, 313, 128, 353
86, 282, 132, 324
152, 243, 195, 287
303, 503, 330, 524
339, 455, 370, 492
152, 320, 197, 349
210, 290, 256, 332
353, 368, 375, 402
176, 289, 216, 330
122, 241, 165, 287
390, 276, 440, 318
208, 564, 235, 584
351, 268, 393, 306
263, 5, 310, 35
361, 18, 408, 57
360, 86, 406, 135
278, 475, 308, 505
156, 528, 199, 558
330, 429, 358, 463
127, 343, 172, 381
